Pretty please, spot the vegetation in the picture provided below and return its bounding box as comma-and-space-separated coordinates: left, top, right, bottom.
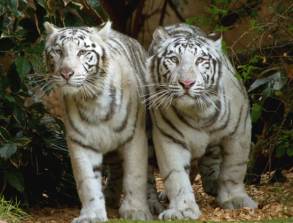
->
0, 0, 292, 211
0, 196, 28, 223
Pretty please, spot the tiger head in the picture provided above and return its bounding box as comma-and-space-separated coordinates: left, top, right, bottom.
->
147, 25, 223, 109
44, 22, 111, 98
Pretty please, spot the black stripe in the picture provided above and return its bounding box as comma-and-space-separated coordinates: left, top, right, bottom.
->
209, 101, 231, 133
159, 108, 184, 137
163, 169, 181, 182
156, 56, 162, 83
93, 165, 102, 172
214, 60, 222, 88
115, 97, 139, 150
243, 105, 250, 131
153, 115, 187, 149
149, 57, 157, 84
77, 106, 92, 124
64, 96, 85, 137
68, 136, 99, 152
102, 85, 116, 121
172, 105, 199, 130
114, 98, 131, 132
229, 105, 244, 136
201, 100, 221, 129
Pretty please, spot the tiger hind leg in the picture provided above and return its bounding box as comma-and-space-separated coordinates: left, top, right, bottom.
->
198, 146, 222, 196
147, 165, 165, 215
217, 138, 257, 209
103, 151, 123, 209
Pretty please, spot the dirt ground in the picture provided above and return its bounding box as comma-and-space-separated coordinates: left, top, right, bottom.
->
24, 168, 293, 223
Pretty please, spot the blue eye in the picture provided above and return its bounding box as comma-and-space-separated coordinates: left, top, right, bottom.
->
55, 49, 62, 56
196, 57, 204, 64
78, 50, 87, 56
170, 56, 179, 64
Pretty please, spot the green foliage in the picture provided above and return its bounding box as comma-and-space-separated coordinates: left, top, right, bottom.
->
275, 130, 293, 158
0, 0, 106, 205
0, 196, 29, 223
251, 103, 262, 123
237, 55, 262, 81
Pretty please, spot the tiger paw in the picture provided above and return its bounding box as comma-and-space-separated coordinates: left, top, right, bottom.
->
119, 197, 152, 220
202, 178, 218, 196
219, 195, 258, 209
120, 208, 153, 220
158, 191, 168, 202
71, 213, 108, 223
158, 206, 201, 220
148, 196, 165, 215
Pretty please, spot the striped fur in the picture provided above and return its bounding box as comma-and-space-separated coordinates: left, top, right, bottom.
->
147, 23, 257, 220
44, 22, 152, 222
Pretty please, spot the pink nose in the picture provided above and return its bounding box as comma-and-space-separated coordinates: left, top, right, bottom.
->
179, 79, 195, 89
60, 67, 74, 80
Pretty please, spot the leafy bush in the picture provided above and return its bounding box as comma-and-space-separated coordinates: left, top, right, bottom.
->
0, 0, 107, 205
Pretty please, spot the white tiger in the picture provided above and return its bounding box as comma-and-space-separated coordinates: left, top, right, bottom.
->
146, 23, 258, 220
44, 21, 152, 222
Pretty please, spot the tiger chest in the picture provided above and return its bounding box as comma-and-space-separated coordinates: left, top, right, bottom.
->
64, 98, 136, 154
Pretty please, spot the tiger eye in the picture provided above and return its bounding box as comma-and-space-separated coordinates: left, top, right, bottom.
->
55, 49, 63, 56
170, 56, 179, 64
196, 57, 204, 64
78, 49, 87, 56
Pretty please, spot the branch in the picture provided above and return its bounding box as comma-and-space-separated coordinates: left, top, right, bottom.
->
231, 41, 293, 64
132, 0, 146, 37
100, 0, 127, 32
167, 0, 185, 22
159, 0, 168, 25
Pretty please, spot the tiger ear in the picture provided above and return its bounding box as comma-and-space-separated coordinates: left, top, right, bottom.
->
44, 22, 58, 34
98, 21, 112, 38
213, 36, 222, 51
208, 32, 222, 51
153, 26, 170, 42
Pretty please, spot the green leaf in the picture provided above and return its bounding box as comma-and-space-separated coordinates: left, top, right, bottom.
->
15, 137, 31, 146
15, 57, 31, 80
287, 147, 293, 157
5, 170, 25, 192
276, 145, 286, 158
36, 0, 46, 8
0, 143, 17, 159
251, 103, 262, 123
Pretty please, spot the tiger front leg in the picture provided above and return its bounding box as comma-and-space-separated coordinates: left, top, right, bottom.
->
217, 137, 257, 209
68, 140, 107, 223
153, 128, 201, 220
119, 121, 152, 220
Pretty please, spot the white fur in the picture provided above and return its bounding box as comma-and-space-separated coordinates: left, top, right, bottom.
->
44, 22, 152, 222
147, 24, 257, 220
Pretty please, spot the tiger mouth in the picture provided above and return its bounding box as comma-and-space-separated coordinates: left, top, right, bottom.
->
60, 82, 83, 88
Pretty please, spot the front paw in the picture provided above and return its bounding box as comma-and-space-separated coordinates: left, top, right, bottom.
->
119, 197, 152, 220
72, 214, 107, 223
72, 208, 108, 223
148, 195, 165, 215
159, 206, 201, 220
120, 208, 152, 220
219, 195, 258, 209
